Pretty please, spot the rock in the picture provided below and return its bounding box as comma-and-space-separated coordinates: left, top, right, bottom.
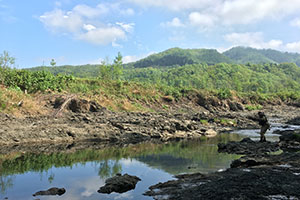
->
33, 187, 66, 196
231, 152, 300, 168
68, 99, 91, 113
218, 137, 280, 155
98, 173, 141, 194
145, 166, 300, 200
287, 116, 300, 125
227, 101, 239, 111
279, 131, 300, 152
203, 129, 217, 137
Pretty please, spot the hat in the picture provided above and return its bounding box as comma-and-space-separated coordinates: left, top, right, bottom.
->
258, 111, 264, 116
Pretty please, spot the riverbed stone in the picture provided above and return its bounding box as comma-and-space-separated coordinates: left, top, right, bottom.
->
33, 187, 66, 196
218, 137, 280, 155
98, 173, 141, 194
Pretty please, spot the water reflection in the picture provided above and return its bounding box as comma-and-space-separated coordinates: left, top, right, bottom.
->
0, 134, 242, 200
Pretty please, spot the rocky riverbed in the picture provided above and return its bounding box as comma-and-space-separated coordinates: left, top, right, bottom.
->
0, 97, 300, 147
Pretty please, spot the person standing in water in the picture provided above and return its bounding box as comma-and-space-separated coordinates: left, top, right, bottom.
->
257, 111, 270, 142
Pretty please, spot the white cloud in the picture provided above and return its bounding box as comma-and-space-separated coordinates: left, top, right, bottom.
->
224, 32, 283, 49
189, 12, 215, 27
290, 18, 300, 28
123, 52, 154, 64
267, 40, 283, 49
40, 9, 83, 33
224, 32, 300, 53
161, 17, 185, 28
116, 22, 135, 33
286, 41, 300, 52
39, 4, 134, 46
73, 4, 107, 18
78, 27, 126, 45
127, 0, 218, 11
130, 0, 300, 27
120, 8, 135, 16
123, 55, 139, 63
83, 24, 96, 31
224, 32, 264, 48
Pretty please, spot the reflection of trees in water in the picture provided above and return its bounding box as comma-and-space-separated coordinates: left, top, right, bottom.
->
0, 175, 15, 194
98, 160, 122, 179
135, 134, 243, 174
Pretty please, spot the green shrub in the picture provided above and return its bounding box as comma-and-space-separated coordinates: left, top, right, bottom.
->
217, 88, 232, 100
245, 104, 263, 111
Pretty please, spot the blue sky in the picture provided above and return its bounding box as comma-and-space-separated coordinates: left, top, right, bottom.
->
1, 0, 300, 68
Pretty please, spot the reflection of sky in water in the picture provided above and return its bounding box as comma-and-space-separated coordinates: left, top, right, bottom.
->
0, 159, 173, 200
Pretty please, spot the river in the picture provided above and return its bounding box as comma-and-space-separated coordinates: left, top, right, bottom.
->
0, 121, 297, 200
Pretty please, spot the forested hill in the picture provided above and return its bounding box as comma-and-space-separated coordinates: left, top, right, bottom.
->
223, 46, 300, 66
127, 47, 233, 68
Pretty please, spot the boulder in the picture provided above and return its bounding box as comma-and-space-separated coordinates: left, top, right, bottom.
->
33, 187, 66, 196
231, 151, 300, 168
145, 166, 300, 200
279, 130, 300, 152
98, 173, 141, 194
287, 117, 300, 125
68, 99, 94, 113
218, 137, 280, 155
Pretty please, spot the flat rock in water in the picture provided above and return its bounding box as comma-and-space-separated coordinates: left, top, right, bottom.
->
98, 173, 141, 194
231, 151, 300, 168
279, 130, 300, 152
145, 166, 300, 200
218, 137, 280, 155
33, 187, 66, 196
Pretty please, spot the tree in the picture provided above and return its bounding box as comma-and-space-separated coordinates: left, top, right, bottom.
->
98, 52, 123, 81
0, 51, 15, 69
99, 60, 112, 80
112, 52, 123, 80
0, 51, 15, 84
50, 59, 56, 67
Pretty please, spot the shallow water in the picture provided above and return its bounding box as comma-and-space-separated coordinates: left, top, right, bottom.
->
0, 134, 243, 200
0, 122, 298, 200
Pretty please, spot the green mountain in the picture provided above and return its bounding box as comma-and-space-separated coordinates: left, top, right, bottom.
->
224, 46, 300, 66
128, 47, 233, 68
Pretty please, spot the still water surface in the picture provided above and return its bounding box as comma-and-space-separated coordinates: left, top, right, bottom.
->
0, 124, 291, 200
